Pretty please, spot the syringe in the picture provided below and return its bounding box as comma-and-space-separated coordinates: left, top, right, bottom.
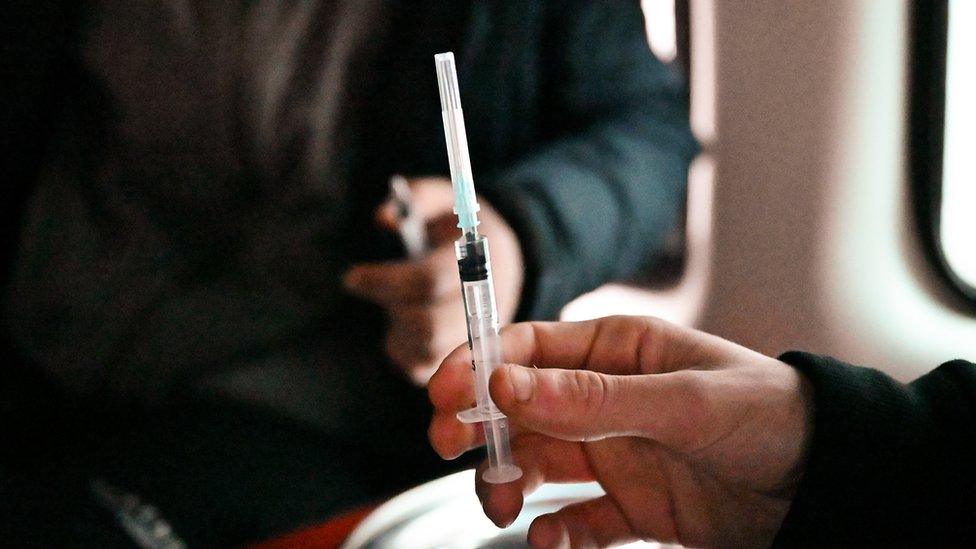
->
435, 52, 522, 485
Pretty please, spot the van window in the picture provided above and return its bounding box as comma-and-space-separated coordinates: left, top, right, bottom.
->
911, 0, 976, 306
940, 0, 975, 291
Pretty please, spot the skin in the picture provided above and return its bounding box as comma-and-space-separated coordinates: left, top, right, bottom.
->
344, 177, 524, 385
428, 316, 814, 548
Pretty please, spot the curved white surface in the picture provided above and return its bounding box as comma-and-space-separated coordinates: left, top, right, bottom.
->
343, 469, 664, 549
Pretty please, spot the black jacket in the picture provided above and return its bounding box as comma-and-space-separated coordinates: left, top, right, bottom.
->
775, 353, 976, 547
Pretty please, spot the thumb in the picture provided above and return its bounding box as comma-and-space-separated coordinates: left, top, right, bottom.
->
489, 364, 704, 449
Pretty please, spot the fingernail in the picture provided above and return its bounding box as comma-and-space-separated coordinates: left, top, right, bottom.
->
343, 270, 360, 289
508, 366, 534, 403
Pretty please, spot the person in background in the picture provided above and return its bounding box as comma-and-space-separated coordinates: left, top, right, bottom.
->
429, 316, 976, 548
0, 1, 696, 545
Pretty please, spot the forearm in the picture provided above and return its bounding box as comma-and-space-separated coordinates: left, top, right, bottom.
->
480, 110, 694, 320
474, 0, 696, 320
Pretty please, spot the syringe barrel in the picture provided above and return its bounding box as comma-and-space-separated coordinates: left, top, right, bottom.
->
456, 235, 502, 414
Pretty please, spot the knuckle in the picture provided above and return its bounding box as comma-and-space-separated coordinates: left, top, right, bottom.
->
636, 316, 667, 346
640, 314, 665, 330
568, 369, 610, 415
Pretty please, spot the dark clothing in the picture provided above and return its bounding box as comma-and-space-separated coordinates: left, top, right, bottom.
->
2, 0, 694, 406
775, 353, 976, 547
1, 362, 471, 547
0, 1, 694, 545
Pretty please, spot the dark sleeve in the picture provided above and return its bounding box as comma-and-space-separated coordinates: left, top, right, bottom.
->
0, 3, 80, 368
773, 352, 976, 547
478, 0, 698, 321
0, 3, 79, 288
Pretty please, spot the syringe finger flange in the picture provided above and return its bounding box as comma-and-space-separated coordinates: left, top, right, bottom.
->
456, 406, 506, 424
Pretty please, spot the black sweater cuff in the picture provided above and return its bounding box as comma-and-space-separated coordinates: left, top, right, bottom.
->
772, 352, 976, 547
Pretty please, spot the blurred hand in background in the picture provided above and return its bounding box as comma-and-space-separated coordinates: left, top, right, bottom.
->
345, 177, 524, 385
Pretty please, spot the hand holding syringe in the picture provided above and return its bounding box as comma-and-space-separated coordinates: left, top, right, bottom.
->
435, 52, 522, 484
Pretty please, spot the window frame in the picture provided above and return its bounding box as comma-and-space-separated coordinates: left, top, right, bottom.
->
909, 0, 976, 308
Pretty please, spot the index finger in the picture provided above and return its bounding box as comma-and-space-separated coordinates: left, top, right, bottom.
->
344, 246, 457, 305
428, 315, 716, 413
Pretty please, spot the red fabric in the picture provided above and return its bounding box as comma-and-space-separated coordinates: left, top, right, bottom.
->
248, 505, 377, 549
